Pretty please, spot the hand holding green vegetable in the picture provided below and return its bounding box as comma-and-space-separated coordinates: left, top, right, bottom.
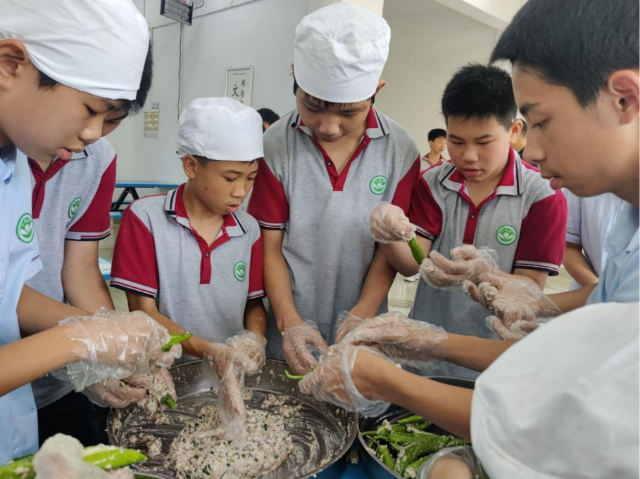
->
368, 202, 416, 243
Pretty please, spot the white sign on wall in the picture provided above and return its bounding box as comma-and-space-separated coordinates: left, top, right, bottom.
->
225, 65, 254, 106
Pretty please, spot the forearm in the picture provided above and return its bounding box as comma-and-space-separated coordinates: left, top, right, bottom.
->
264, 246, 302, 332
549, 283, 597, 313
351, 248, 396, 319
244, 299, 267, 337
62, 265, 115, 312
379, 242, 420, 277
17, 286, 88, 336
355, 353, 473, 440
563, 245, 598, 287
442, 334, 516, 372
0, 326, 76, 396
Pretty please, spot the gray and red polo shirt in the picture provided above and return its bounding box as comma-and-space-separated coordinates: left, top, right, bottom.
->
26, 138, 116, 409
410, 149, 567, 378
111, 184, 264, 360
248, 106, 420, 359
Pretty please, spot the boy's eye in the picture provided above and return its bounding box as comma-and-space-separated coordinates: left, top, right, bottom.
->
533, 120, 547, 129
248, 176, 257, 182
224, 177, 237, 182
477, 141, 493, 145
450, 141, 463, 146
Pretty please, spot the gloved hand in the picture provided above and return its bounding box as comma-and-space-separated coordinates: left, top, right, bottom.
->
369, 202, 416, 243
486, 315, 544, 341
417, 446, 482, 479
299, 343, 391, 417
464, 273, 561, 327
334, 312, 365, 344
33, 434, 134, 479
60, 309, 180, 391
226, 330, 267, 376
84, 369, 177, 409
420, 245, 499, 288
345, 311, 447, 362
202, 343, 254, 438
282, 321, 329, 375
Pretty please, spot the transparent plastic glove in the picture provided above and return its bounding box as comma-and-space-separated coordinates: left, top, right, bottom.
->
334, 311, 365, 344
345, 311, 447, 363
464, 273, 561, 327
60, 309, 179, 391
299, 343, 391, 417
369, 202, 416, 243
417, 446, 485, 479
282, 321, 330, 375
420, 246, 499, 288
83, 368, 176, 409
33, 434, 134, 479
226, 330, 267, 376
486, 315, 546, 341
202, 343, 253, 441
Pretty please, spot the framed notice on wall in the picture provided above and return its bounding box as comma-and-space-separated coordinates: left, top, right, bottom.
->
225, 65, 254, 106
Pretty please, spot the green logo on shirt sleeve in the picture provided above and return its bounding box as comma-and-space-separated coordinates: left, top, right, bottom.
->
496, 225, 518, 245
233, 261, 247, 281
16, 213, 34, 243
68, 197, 82, 218
370, 175, 388, 195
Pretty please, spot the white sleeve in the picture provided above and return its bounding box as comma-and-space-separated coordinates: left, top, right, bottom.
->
564, 189, 582, 244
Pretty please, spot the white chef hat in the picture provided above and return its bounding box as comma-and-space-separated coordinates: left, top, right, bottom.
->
0, 0, 149, 101
293, 3, 390, 104
177, 98, 264, 162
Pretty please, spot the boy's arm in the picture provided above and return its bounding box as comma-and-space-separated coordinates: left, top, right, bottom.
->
350, 248, 396, 319
17, 285, 88, 335
62, 240, 115, 312
563, 242, 598, 287
379, 236, 432, 277
503, 267, 549, 289
244, 298, 267, 337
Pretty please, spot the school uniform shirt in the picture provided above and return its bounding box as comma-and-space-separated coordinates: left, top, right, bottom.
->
420, 154, 446, 173
247, 107, 420, 360
586, 202, 639, 305
0, 146, 42, 464
471, 302, 639, 479
565, 190, 624, 290
410, 149, 567, 378
110, 184, 264, 359
26, 138, 116, 409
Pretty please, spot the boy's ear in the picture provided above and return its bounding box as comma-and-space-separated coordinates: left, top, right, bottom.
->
0, 40, 30, 90
374, 79, 386, 95
607, 70, 640, 126
182, 154, 198, 179
509, 119, 523, 144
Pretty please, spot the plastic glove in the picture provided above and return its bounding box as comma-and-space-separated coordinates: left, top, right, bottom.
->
420, 246, 499, 288
226, 330, 267, 376
417, 446, 484, 479
282, 321, 329, 375
464, 273, 561, 327
60, 309, 180, 391
299, 343, 391, 417
83, 368, 176, 409
345, 312, 447, 363
369, 202, 416, 243
334, 311, 365, 344
486, 315, 545, 341
33, 434, 134, 479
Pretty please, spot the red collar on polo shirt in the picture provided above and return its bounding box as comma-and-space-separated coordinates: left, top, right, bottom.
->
164, 183, 247, 284
290, 106, 388, 191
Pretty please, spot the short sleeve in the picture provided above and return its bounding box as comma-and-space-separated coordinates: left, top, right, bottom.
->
514, 190, 568, 275
565, 190, 582, 244
67, 154, 116, 241
408, 175, 443, 240
110, 205, 159, 298
390, 155, 421, 214
248, 235, 265, 300
247, 158, 289, 229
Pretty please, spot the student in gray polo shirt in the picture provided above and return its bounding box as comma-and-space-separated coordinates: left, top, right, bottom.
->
248, 4, 420, 374
111, 98, 268, 421
368, 64, 567, 378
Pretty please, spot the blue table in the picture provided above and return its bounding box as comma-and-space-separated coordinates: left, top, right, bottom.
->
111, 180, 179, 212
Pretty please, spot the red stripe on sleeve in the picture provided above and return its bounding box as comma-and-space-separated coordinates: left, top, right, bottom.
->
409, 175, 443, 239
514, 189, 568, 275
391, 156, 421, 214
111, 205, 159, 297
248, 235, 265, 298
247, 158, 289, 228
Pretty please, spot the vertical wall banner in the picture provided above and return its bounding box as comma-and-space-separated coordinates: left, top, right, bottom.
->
225, 65, 254, 106
144, 102, 160, 138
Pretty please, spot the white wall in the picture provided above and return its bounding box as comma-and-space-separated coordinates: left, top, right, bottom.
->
376, 0, 499, 156
107, 0, 307, 182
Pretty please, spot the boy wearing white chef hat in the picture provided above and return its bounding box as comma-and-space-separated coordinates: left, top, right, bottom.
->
0, 0, 187, 466
111, 98, 268, 423
247, 3, 421, 374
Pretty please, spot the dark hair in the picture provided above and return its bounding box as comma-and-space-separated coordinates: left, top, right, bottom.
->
293, 78, 376, 108
490, 0, 639, 107
428, 128, 447, 142
192, 155, 259, 167
441, 63, 517, 130
257, 108, 280, 126
38, 42, 154, 116
519, 119, 528, 137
